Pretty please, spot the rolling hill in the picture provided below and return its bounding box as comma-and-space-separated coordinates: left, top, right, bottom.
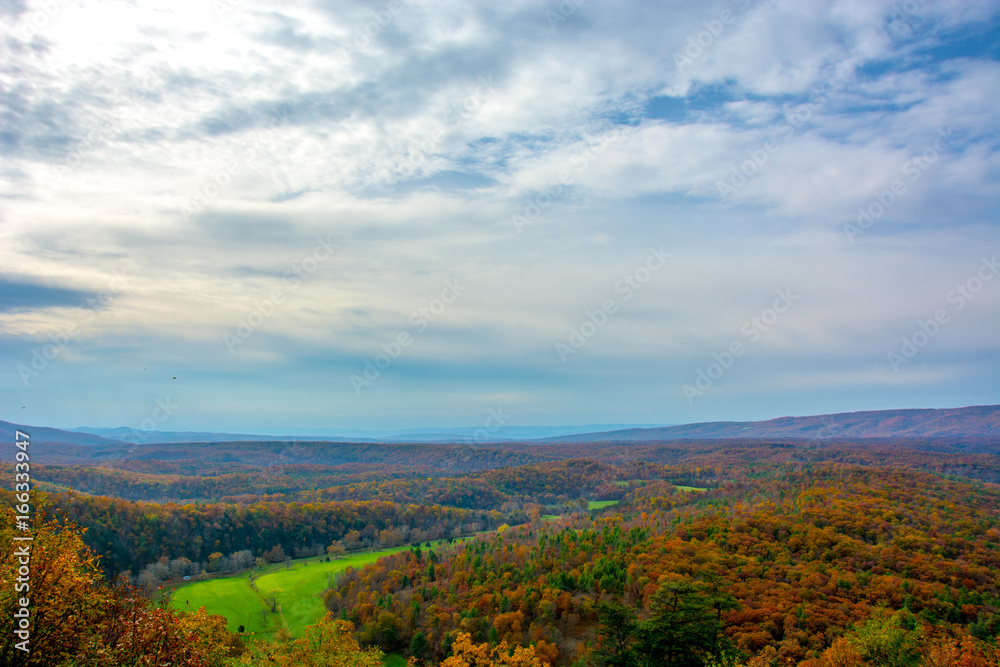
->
539, 405, 1000, 442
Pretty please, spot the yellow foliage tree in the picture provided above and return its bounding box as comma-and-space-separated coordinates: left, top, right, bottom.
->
0, 503, 105, 665
1, 498, 239, 667
239, 615, 383, 667
440, 632, 542, 667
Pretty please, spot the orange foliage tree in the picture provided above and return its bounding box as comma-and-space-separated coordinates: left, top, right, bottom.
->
0, 501, 239, 666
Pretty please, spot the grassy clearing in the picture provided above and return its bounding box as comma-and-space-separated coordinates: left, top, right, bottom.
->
614, 480, 707, 492
588, 500, 619, 510
383, 654, 409, 667
169, 543, 438, 639
170, 576, 268, 634
254, 546, 412, 637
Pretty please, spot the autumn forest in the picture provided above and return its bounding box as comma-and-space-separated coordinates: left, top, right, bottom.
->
2, 430, 999, 666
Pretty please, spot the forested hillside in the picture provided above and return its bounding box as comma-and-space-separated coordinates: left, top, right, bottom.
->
17, 438, 1000, 504
33, 492, 512, 577
3, 436, 999, 666
325, 466, 1000, 665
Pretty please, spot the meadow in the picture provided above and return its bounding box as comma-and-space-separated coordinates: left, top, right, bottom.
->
169, 545, 415, 639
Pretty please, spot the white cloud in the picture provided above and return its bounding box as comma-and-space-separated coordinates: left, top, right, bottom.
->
2, 0, 997, 428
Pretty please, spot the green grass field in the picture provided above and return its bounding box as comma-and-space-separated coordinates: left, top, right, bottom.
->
255, 547, 412, 637
170, 545, 419, 639
170, 575, 270, 634
588, 500, 619, 509
614, 480, 707, 492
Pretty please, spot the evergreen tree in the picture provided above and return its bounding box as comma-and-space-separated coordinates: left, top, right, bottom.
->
634, 580, 734, 667
596, 600, 638, 667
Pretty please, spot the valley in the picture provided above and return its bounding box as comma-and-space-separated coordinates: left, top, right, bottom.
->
3, 407, 999, 666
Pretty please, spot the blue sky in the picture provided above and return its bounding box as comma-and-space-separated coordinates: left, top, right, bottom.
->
1, 0, 998, 434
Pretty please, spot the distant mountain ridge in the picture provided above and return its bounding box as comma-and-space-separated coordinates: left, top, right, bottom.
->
1, 406, 996, 449
373, 424, 673, 442
539, 405, 1000, 442
0, 421, 672, 446
0, 420, 120, 446
67, 426, 373, 444
65, 423, 671, 444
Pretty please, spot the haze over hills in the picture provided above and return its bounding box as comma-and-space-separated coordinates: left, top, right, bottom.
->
67, 426, 374, 444
62, 423, 671, 444
540, 405, 1000, 442
369, 425, 673, 443
2, 406, 996, 452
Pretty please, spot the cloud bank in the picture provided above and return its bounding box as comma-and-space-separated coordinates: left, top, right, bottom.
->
2, 0, 998, 431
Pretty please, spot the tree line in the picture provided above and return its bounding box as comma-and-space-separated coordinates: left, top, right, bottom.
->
31, 491, 511, 576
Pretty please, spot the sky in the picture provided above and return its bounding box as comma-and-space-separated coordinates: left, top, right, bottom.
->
1, 0, 998, 435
